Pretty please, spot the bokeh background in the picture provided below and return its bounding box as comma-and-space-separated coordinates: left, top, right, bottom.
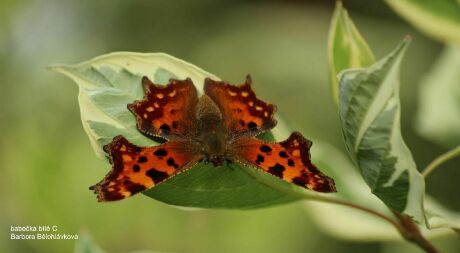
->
1, 0, 459, 252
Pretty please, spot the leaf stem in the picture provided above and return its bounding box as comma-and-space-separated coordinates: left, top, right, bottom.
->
422, 145, 460, 177
315, 196, 403, 229
394, 213, 439, 253
299, 191, 440, 252
238, 166, 439, 253
310, 194, 439, 253
238, 165, 403, 231
293, 190, 439, 253
319, 198, 439, 253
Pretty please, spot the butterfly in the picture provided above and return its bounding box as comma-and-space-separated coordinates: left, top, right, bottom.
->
89, 75, 336, 201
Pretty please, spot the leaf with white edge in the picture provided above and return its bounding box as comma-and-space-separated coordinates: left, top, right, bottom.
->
424, 196, 460, 231
338, 38, 425, 222
49, 53, 215, 158
305, 142, 459, 240
386, 0, 460, 45
416, 45, 460, 147
50, 52, 338, 208
328, 1, 375, 104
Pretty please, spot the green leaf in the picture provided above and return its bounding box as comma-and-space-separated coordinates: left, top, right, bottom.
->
305, 142, 460, 240
416, 45, 460, 147
385, 0, 460, 45
338, 38, 425, 222
50, 52, 330, 208
328, 1, 375, 104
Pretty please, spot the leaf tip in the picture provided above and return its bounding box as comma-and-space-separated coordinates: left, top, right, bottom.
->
46, 64, 70, 74
397, 36, 412, 55
387, 36, 412, 60
46, 64, 60, 72
403, 34, 413, 42
399, 35, 413, 51
335, 0, 343, 8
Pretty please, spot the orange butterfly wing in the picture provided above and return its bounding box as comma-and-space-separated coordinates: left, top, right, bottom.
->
204, 76, 276, 136
128, 77, 198, 140
90, 136, 201, 201
232, 132, 336, 192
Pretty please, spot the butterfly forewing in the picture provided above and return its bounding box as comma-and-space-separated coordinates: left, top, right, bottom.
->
128, 77, 199, 140
204, 76, 277, 137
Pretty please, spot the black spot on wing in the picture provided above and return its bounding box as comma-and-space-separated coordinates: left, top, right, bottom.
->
146, 168, 169, 184
288, 159, 295, 167
153, 148, 168, 157
133, 165, 140, 172
248, 121, 257, 129
256, 154, 264, 165
268, 163, 285, 178
138, 156, 148, 163
260, 145, 272, 153
160, 123, 171, 131
167, 157, 179, 169
279, 151, 288, 158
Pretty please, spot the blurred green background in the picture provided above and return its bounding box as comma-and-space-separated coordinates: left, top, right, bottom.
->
1, 0, 459, 252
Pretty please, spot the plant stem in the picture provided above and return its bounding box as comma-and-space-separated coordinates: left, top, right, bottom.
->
316, 196, 440, 253
313, 196, 440, 253
241, 165, 402, 229
315, 197, 403, 230
326, 199, 440, 253
239, 166, 439, 253
394, 213, 439, 253
422, 145, 460, 177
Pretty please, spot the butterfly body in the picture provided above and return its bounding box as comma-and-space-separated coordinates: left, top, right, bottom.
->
193, 95, 229, 166
90, 75, 336, 202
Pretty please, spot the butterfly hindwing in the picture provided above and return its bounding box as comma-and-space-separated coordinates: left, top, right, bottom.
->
128, 77, 199, 140
204, 76, 277, 136
232, 132, 336, 192
90, 136, 200, 201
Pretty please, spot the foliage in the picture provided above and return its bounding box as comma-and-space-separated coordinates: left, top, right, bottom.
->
329, 0, 460, 231
337, 38, 425, 221
416, 46, 460, 147
53, 0, 460, 230
327, 2, 460, 251
385, 0, 460, 45
328, 1, 374, 104
50, 53, 335, 209
47, 1, 460, 253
